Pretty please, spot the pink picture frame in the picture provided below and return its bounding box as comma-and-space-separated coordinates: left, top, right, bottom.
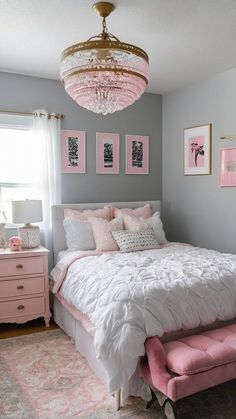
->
96, 132, 119, 174
125, 135, 149, 175
184, 124, 211, 175
219, 147, 236, 187
61, 130, 86, 174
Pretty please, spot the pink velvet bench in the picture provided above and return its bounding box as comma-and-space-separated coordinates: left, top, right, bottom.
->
140, 325, 236, 419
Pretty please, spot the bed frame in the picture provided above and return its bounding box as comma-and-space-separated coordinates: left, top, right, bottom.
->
51, 200, 161, 409
51, 200, 236, 410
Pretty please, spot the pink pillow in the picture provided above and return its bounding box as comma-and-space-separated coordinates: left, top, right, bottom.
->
124, 212, 167, 244
113, 204, 151, 219
64, 205, 112, 221
123, 214, 147, 231
88, 216, 123, 252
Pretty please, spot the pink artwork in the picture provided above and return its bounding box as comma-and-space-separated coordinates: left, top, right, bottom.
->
96, 132, 119, 174
219, 148, 236, 187
61, 130, 86, 173
184, 124, 211, 175
126, 135, 149, 175
188, 136, 205, 167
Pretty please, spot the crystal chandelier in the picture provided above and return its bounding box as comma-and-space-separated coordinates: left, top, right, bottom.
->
60, 2, 149, 115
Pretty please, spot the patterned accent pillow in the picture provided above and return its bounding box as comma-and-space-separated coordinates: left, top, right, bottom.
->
88, 216, 124, 252
64, 205, 112, 221
112, 229, 160, 252
113, 204, 151, 219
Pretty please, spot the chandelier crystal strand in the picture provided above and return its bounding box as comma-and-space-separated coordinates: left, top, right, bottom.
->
60, 2, 149, 115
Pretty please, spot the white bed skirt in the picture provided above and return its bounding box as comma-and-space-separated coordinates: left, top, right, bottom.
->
53, 296, 150, 401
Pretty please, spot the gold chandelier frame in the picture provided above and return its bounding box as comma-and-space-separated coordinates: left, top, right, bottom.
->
63, 68, 148, 85
61, 2, 149, 65
61, 40, 149, 63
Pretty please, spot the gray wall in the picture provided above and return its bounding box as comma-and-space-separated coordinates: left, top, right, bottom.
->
0, 72, 162, 204
163, 67, 236, 253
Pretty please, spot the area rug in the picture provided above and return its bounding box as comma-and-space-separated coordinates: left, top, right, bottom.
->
1, 329, 236, 419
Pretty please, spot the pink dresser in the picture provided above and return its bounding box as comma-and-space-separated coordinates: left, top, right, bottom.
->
0, 246, 51, 327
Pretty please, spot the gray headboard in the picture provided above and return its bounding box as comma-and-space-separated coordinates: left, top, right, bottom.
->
51, 200, 161, 263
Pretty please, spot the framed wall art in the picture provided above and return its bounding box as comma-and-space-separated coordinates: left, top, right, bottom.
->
184, 124, 211, 175
96, 132, 119, 174
219, 147, 236, 187
61, 130, 86, 173
125, 135, 149, 175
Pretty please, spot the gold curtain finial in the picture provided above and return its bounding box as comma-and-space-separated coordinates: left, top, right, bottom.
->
49, 113, 65, 120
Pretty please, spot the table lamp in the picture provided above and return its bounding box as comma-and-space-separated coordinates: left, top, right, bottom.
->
12, 200, 43, 248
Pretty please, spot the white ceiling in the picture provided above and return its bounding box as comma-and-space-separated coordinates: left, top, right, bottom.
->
1, 0, 236, 94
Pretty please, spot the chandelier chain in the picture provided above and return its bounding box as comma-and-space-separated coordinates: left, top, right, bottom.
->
102, 17, 108, 39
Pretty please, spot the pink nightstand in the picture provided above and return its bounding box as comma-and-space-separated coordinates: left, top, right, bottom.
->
0, 246, 51, 327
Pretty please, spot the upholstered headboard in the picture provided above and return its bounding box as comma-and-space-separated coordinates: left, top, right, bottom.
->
51, 200, 161, 263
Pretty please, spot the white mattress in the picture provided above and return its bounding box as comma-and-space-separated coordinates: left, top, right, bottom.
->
57, 249, 74, 262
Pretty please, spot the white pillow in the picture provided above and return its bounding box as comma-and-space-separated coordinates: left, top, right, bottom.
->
112, 229, 160, 252
142, 211, 167, 245
63, 217, 96, 251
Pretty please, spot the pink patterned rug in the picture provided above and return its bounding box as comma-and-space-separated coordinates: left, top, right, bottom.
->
0, 329, 162, 418
1, 329, 236, 418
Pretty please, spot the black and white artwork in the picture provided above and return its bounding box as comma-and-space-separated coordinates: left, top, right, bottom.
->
132, 140, 143, 168
96, 132, 119, 174
126, 135, 149, 174
103, 142, 113, 168
68, 137, 79, 167
61, 130, 86, 173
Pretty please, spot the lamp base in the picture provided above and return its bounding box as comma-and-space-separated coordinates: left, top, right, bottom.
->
18, 225, 41, 249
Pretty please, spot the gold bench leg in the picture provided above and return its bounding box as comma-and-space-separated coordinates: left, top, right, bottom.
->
115, 388, 121, 410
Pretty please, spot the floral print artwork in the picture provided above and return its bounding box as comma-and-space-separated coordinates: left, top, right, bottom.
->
189, 136, 205, 167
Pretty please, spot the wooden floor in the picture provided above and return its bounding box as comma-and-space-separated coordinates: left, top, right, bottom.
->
0, 318, 58, 340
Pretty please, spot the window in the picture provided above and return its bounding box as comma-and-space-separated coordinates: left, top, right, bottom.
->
0, 115, 44, 224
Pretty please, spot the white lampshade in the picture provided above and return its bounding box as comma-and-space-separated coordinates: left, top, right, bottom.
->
12, 200, 43, 224
11, 200, 43, 249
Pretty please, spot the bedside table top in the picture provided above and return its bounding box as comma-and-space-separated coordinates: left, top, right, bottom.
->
0, 246, 49, 258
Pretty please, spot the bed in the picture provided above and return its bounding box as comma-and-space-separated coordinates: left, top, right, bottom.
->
50, 200, 236, 408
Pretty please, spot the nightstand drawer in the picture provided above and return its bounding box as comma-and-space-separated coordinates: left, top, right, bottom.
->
0, 276, 45, 298
0, 256, 44, 277
0, 296, 45, 319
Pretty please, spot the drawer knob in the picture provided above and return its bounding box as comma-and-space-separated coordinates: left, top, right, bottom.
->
17, 285, 24, 290
17, 305, 25, 310
16, 264, 23, 269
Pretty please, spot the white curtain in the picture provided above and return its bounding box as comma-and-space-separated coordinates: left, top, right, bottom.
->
33, 110, 61, 267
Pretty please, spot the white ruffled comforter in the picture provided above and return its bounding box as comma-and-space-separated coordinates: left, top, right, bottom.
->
58, 243, 236, 391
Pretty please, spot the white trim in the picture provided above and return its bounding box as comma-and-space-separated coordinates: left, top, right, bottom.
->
0, 114, 33, 129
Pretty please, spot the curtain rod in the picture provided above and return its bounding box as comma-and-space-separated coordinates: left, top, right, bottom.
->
0, 109, 65, 119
